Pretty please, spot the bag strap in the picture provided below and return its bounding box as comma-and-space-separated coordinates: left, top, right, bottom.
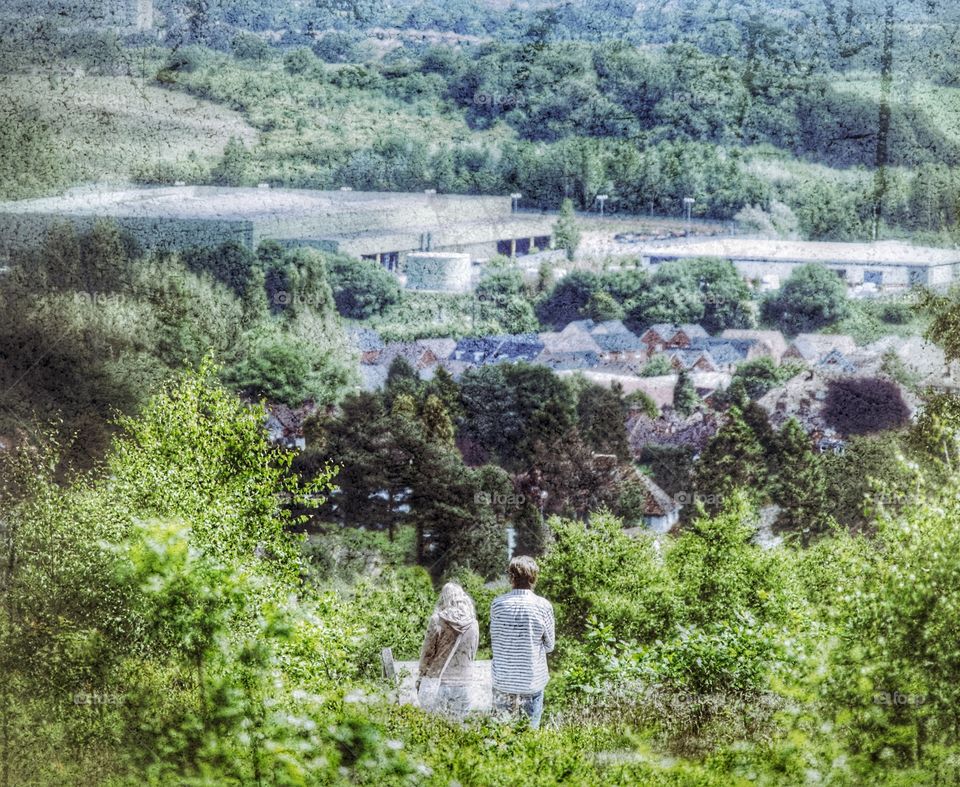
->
436, 632, 464, 683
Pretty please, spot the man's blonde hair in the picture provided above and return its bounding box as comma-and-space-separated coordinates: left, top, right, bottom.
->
508, 555, 539, 589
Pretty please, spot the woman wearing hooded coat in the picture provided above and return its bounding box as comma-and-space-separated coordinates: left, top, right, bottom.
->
416, 582, 479, 720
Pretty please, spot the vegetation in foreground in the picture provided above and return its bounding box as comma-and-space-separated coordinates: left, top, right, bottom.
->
4, 359, 960, 784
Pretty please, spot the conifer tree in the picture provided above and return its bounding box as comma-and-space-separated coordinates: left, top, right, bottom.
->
693, 405, 767, 514
552, 198, 581, 262
771, 418, 829, 545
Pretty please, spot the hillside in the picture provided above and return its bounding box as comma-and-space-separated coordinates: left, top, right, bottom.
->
0, 74, 257, 197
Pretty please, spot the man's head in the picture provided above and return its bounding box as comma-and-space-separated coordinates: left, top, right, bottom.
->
508, 555, 539, 589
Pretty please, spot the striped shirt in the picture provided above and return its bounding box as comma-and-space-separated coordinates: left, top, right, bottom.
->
490, 589, 555, 694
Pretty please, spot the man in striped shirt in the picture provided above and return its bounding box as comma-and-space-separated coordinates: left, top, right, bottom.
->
489, 555, 555, 730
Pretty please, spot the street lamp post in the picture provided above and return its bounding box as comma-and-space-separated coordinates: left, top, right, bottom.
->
682, 197, 695, 231
596, 194, 609, 218
510, 192, 522, 213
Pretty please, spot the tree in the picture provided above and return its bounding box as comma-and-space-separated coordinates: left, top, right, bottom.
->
576, 383, 629, 459
283, 47, 316, 75
640, 355, 674, 377
420, 394, 454, 444
183, 240, 257, 297
916, 285, 960, 364
552, 198, 581, 262
693, 406, 767, 514
770, 419, 829, 545
536, 270, 599, 329
325, 254, 400, 318
761, 263, 849, 335
673, 369, 700, 416
582, 290, 624, 321
212, 137, 250, 187
823, 377, 911, 436
727, 357, 799, 401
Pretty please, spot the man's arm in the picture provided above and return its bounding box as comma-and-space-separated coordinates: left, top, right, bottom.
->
541, 601, 555, 653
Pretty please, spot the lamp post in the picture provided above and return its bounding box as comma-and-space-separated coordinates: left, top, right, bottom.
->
682, 197, 695, 231
510, 192, 522, 213
596, 194, 609, 218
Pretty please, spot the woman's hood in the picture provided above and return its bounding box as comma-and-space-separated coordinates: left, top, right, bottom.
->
438, 607, 476, 633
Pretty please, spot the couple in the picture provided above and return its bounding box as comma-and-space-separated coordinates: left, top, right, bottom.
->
416, 556, 555, 729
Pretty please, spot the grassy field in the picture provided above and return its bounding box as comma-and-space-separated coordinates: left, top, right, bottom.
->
0, 74, 258, 190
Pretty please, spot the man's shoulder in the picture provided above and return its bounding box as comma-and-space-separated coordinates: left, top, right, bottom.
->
490, 591, 553, 608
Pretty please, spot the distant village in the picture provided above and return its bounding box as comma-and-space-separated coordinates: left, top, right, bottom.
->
259, 319, 955, 469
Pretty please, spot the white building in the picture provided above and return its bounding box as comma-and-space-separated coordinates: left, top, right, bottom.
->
639, 239, 960, 289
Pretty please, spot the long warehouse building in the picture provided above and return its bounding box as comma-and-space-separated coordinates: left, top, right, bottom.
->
639, 238, 960, 288
0, 186, 554, 271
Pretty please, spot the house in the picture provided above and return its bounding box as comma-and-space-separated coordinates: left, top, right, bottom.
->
382, 338, 456, 371
862, 335, 960, 390
817, 437, 846, 454
536, 322, 604, 369
488, 334, 545, 364
688, 337, 758, 372
720, 329, 788, 362
667, 348, 718, 373
263, 403, 315, 450
783, 334, 857, 364
348, 327, 385, 364
816, 348, 857, 375
639, 323, 709, 353
632, 472, 682, 532
451, 334, 545, 366
451, 337, 499, 365
588, 320, 647, 362
626, 409, 720, 455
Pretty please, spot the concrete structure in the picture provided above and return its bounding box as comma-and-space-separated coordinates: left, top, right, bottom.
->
0, 186, 554, 270
403, 252, 472, 292
2, 0, 153, 32
639, 239, 960, 289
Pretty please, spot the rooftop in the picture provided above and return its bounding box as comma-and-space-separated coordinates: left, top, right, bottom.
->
0, 185, 555, 255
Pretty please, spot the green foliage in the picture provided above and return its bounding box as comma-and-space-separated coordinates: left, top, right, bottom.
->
540, 512, 678, 643
761, 263, 850, 336
640, 354, 675, 377
553, 198, 582, 261
770, 419, 831, 545
182, 239, 256, 297
673, 369, 700, 416
693, 406, 768, 513
108, 358, 335, 577
326, 253, 401, 318
626, 258, 754, 334
724, 356, 801, 401
668, 493, 788, 627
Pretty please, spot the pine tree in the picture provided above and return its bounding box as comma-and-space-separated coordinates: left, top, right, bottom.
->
674, 369, 700, 416
693, 406, 767, 514
241, 266, 269, 326
552, 198, 581, 262
771, 418, 829, 545
420, 394, 454, 445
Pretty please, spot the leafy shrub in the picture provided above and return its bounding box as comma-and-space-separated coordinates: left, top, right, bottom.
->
823, 377, 911, 436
